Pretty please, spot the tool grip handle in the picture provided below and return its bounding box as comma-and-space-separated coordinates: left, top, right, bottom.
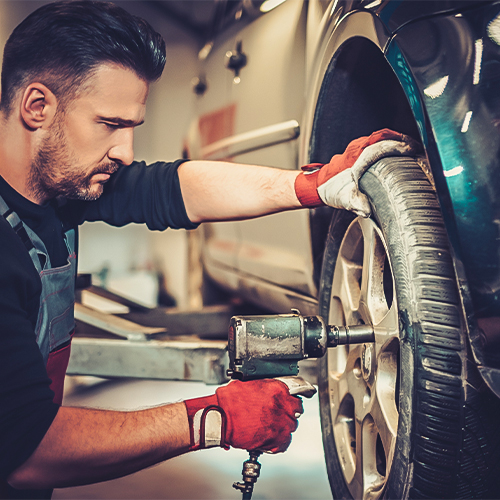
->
275, 376, 317, 398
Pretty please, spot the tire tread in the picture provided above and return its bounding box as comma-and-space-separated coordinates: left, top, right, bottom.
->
366, 157, 500, 499
319, 156, 500, 500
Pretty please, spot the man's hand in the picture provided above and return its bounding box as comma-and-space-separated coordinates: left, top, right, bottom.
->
184, 377, 314, 453
295, 129, 421, 217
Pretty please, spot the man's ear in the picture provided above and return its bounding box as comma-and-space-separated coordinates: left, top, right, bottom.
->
20, 83, 58, 130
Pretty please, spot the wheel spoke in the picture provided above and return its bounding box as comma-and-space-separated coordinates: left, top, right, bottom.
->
361, 417, 387, 499
371, 383, 398, 470
374, 301, 399, 357
350, 414, 365, 499
333, 246, 362, 322
358, 218, 389, 325
375, 300, 398, 335
328, 355, 350, 406
330, 366, 357, 485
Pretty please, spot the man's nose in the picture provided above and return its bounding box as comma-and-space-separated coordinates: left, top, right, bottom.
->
108, 128, 135, 166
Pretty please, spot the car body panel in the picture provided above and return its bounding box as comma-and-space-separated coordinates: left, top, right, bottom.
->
384, 3, 500, 372
378, 0, 492, 32
188, 0, 318, 305
185, 0, 500, 391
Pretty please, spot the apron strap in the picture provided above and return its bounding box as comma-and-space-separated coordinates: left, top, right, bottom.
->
0, 193, 43, 274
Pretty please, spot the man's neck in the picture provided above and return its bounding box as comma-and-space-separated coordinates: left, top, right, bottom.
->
0, 112, 42, 204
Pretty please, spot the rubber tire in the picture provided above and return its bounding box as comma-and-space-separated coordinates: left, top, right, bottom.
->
317, 156, 500, 499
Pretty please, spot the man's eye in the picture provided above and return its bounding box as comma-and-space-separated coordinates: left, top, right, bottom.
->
102, 122, 119, 129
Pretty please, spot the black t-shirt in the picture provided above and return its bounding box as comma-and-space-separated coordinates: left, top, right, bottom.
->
0, 159, 196, 497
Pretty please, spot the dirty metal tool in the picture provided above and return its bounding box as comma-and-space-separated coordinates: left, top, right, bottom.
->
232, 450, 262, 500
227, 311, 375, 380
227, 311, 375, 499
232, 376, 316, 499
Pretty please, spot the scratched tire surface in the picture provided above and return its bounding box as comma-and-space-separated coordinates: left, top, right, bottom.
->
317, 157, 500, 499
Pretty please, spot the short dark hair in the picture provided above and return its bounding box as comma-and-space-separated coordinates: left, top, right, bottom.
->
1, 1, 166, 115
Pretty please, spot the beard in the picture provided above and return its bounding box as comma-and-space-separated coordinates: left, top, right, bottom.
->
29, 118, 119, 202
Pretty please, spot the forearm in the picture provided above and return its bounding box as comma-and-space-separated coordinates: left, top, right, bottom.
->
7, 402, 190, 490
178, 160, 302, 223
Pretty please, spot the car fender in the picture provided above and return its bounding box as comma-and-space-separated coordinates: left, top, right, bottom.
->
388, 4, 500, 384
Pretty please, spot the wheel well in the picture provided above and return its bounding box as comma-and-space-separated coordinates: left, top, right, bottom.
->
309, 37, 421, 286
309, 37, 420, 161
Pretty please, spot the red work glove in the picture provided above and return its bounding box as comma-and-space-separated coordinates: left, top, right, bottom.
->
184, 377, 313, 453
295, 129, 421, 216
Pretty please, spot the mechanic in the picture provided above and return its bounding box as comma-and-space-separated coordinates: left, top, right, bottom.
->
0, 1, 419, 498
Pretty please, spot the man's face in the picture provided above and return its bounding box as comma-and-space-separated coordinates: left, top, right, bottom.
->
30, 63, 148, 201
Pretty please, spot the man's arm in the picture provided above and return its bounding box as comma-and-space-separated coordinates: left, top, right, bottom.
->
7, 378, 303, 491
178, 131, 422, 223
7, 403, 190, 490
177, 160, 301, 224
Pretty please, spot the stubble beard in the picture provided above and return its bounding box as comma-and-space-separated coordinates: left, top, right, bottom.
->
29, 118, 119, 202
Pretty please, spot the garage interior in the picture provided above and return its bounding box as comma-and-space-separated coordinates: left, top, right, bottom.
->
0, 1, 332, 498
4, 0, 500, 498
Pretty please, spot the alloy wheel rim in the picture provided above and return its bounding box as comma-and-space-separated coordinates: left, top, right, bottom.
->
326, 217, 399, 500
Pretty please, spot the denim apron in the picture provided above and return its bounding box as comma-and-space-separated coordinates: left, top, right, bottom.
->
0, 193, 76, 406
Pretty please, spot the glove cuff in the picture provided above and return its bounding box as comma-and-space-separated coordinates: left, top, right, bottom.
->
295, 169, 324, 207
184, 395, 228, 451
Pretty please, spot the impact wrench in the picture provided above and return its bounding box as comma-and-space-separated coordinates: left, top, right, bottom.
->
226, 311, 375, 499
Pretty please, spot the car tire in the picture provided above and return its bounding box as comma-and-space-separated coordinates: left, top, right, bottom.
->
317, 156, 500, 499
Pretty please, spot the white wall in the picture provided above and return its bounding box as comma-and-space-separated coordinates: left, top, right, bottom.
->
0, 1, 199, 308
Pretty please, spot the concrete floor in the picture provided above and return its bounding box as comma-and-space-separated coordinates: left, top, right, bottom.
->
52, 378, 332, 500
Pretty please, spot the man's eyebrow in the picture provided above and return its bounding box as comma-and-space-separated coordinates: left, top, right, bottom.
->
97, 116, 145, 127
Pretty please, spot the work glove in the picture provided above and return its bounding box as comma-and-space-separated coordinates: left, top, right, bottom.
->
295, 129, 421, 217
184, 376, 315, 453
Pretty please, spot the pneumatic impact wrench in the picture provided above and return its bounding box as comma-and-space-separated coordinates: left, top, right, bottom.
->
226, 311, 375, 499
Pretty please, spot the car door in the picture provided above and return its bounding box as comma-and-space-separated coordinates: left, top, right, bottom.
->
187, 0, 317, 302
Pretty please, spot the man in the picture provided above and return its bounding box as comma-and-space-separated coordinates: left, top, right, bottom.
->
0, 1, 419, 498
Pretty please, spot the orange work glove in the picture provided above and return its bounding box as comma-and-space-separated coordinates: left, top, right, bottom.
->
184, 377, 315, 453
295, 129, 421, 216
